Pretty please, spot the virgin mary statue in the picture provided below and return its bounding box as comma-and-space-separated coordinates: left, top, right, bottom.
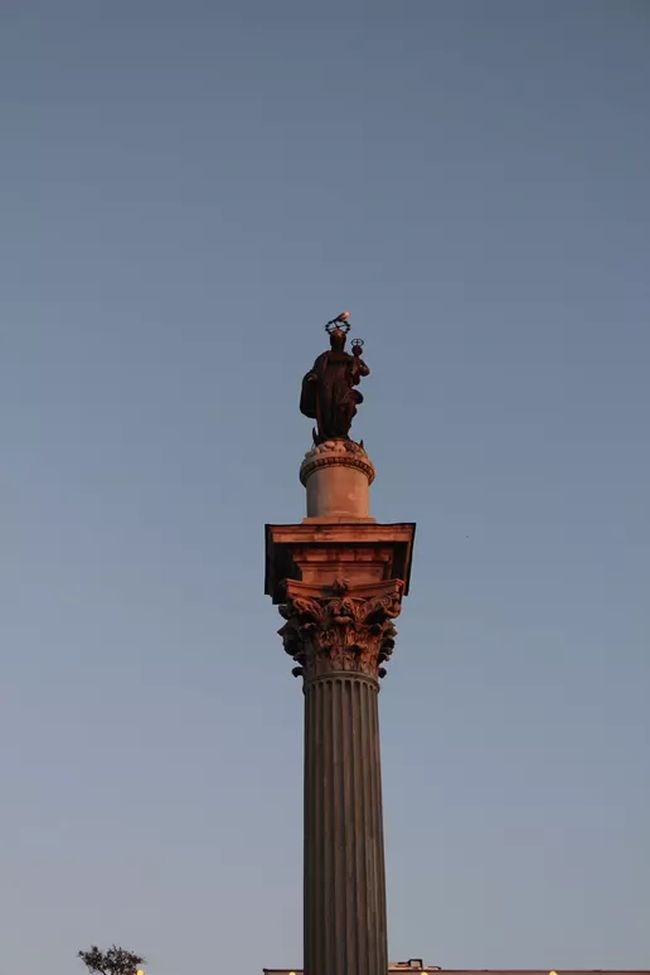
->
300, 326, 370, 443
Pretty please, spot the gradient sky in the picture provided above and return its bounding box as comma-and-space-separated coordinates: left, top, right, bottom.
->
1, 2, 649, 972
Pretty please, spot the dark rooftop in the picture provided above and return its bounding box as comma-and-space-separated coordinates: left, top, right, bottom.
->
263, 966, 650, 975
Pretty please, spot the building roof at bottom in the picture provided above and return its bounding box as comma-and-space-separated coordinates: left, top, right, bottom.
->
263, 969, 650, 975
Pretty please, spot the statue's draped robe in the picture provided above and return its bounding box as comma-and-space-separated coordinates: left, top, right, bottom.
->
300, 350, 368, 440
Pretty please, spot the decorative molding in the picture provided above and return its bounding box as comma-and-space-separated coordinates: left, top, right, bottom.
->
277, 578, 403, 682
299, 439, 376, 486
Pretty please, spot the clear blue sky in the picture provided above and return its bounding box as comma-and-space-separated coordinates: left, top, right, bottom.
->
1, 2, 648, 972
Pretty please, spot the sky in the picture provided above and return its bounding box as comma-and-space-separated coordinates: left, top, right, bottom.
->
1, 1, 649, 972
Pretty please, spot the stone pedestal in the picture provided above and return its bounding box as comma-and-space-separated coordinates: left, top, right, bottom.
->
265, 443, 415, 975
300, 439, 376, 522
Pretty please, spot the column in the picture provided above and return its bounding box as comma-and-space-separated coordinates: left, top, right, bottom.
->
303, 671, 387, 975
278, 575, 402, 975
265, 440, 415, 975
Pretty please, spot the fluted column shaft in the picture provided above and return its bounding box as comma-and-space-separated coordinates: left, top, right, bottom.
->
304, 672, 387, 975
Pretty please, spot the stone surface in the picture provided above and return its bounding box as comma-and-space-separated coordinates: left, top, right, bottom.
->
303, 671, 387, 975
278, 578, 401, 682
300, 439, 376, 522
265, 522, 415, 605
265, 513, 414, 975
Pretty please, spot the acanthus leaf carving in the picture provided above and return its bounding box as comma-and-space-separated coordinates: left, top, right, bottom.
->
277, 580, 404, 681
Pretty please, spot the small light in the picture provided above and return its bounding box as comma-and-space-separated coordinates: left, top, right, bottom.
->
549, 970, 558, 975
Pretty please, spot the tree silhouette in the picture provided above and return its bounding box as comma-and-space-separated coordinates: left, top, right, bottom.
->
78, 945, 145, 975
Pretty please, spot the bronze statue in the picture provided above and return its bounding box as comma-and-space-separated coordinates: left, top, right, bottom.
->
300, 312, 370, 444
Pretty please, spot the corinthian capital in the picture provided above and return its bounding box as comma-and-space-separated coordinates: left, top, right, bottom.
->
277, 578, 404, 682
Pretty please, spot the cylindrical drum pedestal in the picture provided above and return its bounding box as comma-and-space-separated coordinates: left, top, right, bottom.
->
300, 439, 376, 522
303, 673, 387, 975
